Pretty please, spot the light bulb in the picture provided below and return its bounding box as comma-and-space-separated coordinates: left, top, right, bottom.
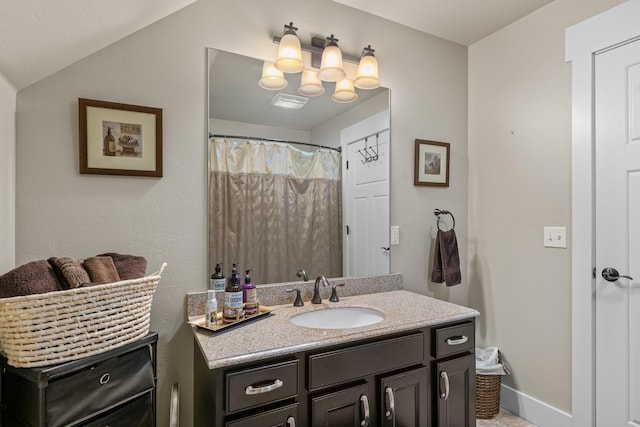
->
258, 61, 288, 90
332, 79, 358, 103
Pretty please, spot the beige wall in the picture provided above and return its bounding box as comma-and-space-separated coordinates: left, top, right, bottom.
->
468, 0, 626, 413
0, 72, 15, 273
14, 1, 467, 425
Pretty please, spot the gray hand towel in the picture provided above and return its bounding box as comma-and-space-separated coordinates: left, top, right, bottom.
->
431, 229, 462, 286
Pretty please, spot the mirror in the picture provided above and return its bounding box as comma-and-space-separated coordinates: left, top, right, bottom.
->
208, 48, 390, 284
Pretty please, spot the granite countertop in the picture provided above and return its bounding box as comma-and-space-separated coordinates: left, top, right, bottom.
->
191, 289, 479, 370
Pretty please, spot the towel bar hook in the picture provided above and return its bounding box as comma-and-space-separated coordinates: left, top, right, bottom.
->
434, 209, 455, 231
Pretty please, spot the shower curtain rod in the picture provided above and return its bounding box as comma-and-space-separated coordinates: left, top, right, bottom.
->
209, 133, 341, 152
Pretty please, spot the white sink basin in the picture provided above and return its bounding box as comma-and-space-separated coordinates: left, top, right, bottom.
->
290, 307, 384, 329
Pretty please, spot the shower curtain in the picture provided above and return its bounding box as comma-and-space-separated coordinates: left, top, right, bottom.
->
209, 138, 343, 285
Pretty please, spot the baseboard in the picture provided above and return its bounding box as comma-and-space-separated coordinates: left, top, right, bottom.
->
500, 384, 572, 427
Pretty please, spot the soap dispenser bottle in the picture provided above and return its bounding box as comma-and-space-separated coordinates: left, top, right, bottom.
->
223, 264, 244, 323
209, 263, 225, 292
205, 289, 218, 328
242, 269, 258, 316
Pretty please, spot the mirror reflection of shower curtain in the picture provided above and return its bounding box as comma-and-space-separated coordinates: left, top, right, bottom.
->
209, 138, 343, 285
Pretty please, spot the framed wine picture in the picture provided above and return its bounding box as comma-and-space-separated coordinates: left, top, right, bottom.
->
79, 98, 163, 177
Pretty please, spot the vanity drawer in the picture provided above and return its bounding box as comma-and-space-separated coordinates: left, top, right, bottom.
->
45, 346, 155, 427
308, 332, 424, 391
433, 322, 474, 358
226, 359, 298, 414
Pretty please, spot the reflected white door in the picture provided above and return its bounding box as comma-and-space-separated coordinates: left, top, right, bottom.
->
343, 129, 390, 277
595, 38, 640, 426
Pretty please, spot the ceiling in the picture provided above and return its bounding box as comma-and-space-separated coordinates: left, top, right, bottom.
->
1, 0, 554, 91
332, 0, 555, 46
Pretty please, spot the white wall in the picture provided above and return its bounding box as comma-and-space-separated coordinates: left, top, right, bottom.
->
0, 71, 15, 273
468, 0, 626, 415
14, 1, 468, 425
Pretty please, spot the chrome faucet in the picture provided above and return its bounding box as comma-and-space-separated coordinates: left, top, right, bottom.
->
296, 269, 308, 282
312, 275, 329, 304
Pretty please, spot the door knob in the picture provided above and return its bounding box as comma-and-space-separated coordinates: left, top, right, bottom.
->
602, 267, 633, 282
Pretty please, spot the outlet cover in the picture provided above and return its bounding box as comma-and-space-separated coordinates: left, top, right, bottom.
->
544, 226, 567, 248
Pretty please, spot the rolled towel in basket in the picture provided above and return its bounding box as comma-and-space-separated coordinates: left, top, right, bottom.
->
97, 253, 147, 280
84, 256, 120, 284
431, 228, 462, 286
0, 260, 63, 298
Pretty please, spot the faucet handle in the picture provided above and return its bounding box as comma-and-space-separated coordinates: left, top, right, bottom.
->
285, 288, 304, 306
329, 283, 345, 302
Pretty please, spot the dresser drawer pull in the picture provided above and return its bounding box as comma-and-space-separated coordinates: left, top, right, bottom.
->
99, 373, 111, 385
446, 335, 468, 346
286, 416, 296, 427
245, 379, 284, 395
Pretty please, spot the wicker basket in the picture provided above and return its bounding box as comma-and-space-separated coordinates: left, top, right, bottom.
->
475, 352, 503, 419
0, 263, 166, 368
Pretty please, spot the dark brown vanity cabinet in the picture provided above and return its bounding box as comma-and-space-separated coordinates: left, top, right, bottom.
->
0, 333, 158, 427
194, 320, 475, 427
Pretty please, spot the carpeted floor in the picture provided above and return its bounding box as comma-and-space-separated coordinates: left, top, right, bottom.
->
477, 408, 538, 426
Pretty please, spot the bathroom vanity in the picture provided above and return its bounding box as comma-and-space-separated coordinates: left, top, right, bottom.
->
191, 288, 478, 427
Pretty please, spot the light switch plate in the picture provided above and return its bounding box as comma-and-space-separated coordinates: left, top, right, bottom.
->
390, 226, 400, 245
544, 226, 567, 248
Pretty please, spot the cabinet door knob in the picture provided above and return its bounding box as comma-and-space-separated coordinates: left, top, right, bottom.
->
360, 394, 370, 426
440, 371, 450, 400
384, 386, 395, 420
245, 379, 283, 395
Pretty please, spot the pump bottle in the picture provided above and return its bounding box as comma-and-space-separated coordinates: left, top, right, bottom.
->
242, 269, 258, 316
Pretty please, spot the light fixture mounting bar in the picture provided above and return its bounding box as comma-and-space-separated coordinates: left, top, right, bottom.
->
272, 35, 360, 65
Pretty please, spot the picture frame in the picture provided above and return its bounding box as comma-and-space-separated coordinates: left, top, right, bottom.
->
79, 98, 163, 177
414, 139, 450, 187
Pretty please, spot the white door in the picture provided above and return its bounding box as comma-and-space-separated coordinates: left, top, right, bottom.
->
343, 127, 390, 277
595, 38, 640, 426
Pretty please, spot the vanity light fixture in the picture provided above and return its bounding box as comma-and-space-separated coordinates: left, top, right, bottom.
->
354, 45, 381, 90
266, 23, 382, 103
332, 78, 358, 103
318, 35, 346, 82
274, 22, 304, 73
258, 61, 288, 90
298, 69, 325, 97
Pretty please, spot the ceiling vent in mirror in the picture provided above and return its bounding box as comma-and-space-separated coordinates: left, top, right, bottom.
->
270, 93, 309, 109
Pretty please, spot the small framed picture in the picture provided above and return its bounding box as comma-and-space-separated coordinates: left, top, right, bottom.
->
414, 139, 450, 187
79, 98, 163, 177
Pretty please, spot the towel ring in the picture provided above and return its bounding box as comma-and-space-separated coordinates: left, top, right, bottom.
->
434, 209, 455, 231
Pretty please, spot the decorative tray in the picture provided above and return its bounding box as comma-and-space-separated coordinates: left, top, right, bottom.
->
188, 305, 273, 332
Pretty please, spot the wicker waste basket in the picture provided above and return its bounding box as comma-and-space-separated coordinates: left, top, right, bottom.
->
475, 347, 507, 419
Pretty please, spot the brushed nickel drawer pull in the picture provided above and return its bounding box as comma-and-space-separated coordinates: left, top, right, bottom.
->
446, 335, 468, 346
245, 379, 283, 395
99, 373, 111, 385
286, 416, 296, 427
440, 371, 450, 400
360, 394, 370, 426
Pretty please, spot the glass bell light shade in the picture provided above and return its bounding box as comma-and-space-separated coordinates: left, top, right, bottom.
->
298, 70, 325, 96
332, 78, 358, 103
318, 36, 346, 82
355, 49, 381, 89
275, 31, 304, 73
258, 61, 288, 90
